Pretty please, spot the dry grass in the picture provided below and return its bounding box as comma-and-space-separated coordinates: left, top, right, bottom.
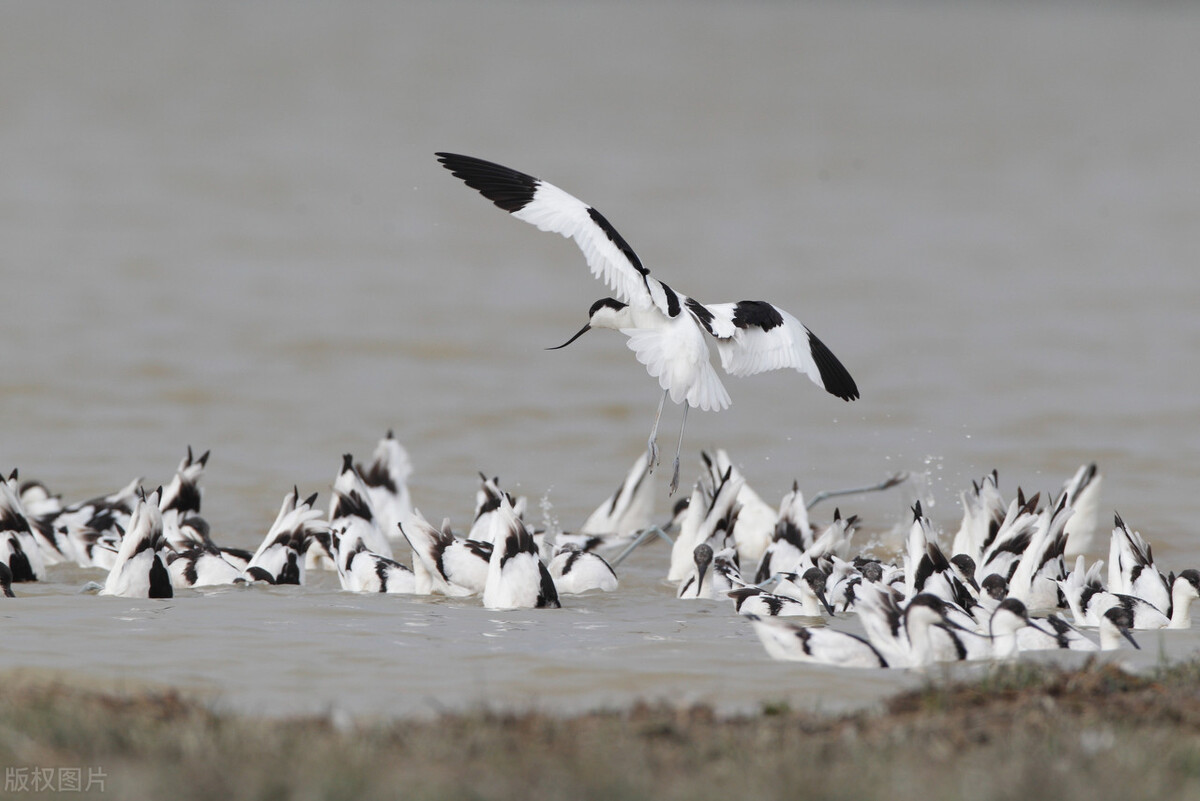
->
3, 659, 1200, 800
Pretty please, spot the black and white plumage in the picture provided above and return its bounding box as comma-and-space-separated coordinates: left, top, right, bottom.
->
825, 556, 865, 613
1, 524, 38, 585
401, 509, 492, 596
1108, 513, 1170, 616
730, 586, 815, 618
804, 509, 858, 564
165, 544, 245, 589
159, 447, 208, 518
989, 598, 1098, 658
677, 543, 716, 600
247, 487, 325, 585
0, 562, 13, 598
903, 503, 980, 624
976, 491, 1041, 586
1061, 462, 1102, 560
468, 474, 526, 545
951, 470, 1006, 563
698, 450, 777, 566
0, 472, 44, 581
676, 543, 740, 600
667, 463, 741, 582
666, 483, 710, 582
481, 501, 560, 610
1097, 606, 1142, 650
437, 153, 859, 494
746, 614, 888, 668
1165, 569, 1200, 629
1059, 555, 1169, 630
14, 478, 71, 566
547, 544, 618, 594
329, 454, 393, 559
1058, 556, 1108, 627
48, 475, 141, 570
355, 430, 416, 543
855, 589, 990, 667
852, 587, 917, 668
304, 529, 338, 572
754, 481, 812, 583
767, 567, 837, 617
159, 447, 209, 551
902, 593, 993, 665
333, 532, 417, 594
1006, 494, 1071, 610
977, 573, 1010, 616
949, 554, 981, 597
101, 489, 172, 599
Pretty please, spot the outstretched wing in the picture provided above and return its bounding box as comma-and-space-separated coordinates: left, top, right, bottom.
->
436, 153, 654, 309
700, 301, 859, 401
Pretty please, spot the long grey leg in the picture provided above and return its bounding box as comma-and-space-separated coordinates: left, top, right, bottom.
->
669, 402, 689, 495
646, 389, 668, 472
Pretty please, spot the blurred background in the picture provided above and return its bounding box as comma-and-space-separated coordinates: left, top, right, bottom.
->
2, 0, 1198, 561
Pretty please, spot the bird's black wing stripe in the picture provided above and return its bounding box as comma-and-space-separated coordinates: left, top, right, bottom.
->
436, 153, 539, 213
807, 330, 860, 401
660, 282, 681, 318
587, 207, 648, 276
686, 298, 716, 335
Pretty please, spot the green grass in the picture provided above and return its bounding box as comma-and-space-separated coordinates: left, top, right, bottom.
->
3, 659, 1200, 800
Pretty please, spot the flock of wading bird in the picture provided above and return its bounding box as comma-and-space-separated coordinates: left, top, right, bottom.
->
2, 434, 1198, 671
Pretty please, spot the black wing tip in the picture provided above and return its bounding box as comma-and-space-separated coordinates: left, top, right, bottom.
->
436, 152, 538, 214
807, 331, 860, 401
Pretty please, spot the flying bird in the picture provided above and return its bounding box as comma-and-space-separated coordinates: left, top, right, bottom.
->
436, 153, 859, 493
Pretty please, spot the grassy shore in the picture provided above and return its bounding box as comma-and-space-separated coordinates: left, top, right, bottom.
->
3, 659, 1200, 801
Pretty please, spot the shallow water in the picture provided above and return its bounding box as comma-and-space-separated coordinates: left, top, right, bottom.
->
2, 1, 1200, 717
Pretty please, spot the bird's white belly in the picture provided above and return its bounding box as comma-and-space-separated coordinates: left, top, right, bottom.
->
621, 315, 729, 411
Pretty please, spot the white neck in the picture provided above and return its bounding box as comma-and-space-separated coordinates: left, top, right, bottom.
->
1168, 581, 1197, 629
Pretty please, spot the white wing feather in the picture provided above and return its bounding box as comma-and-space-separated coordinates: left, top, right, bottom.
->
511, 182, 654, 309
704, 304, 808, 375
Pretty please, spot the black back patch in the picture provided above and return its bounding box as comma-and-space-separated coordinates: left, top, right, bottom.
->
165, 480, 203, 515
475, 485, 505, 519
537, 561, 561, 609
279, 553, 301, 585
732, 300, 784, 331
332, 490, 373, 523
149, 555, 173, 598
357, 460, 397, 494
5, 545, 34, 583
0, 506, 31, 534
499, 528, 527, 569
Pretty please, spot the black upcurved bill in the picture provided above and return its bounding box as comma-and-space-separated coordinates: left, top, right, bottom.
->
546, 323, 592, 350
